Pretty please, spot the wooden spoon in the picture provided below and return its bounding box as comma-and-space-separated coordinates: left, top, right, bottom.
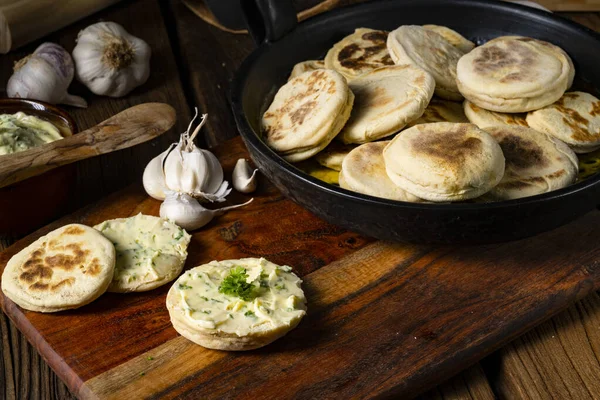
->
0, 102, 177, 189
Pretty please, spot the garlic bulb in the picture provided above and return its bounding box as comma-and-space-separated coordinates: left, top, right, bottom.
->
232, 159, 258, 193
7, 43, 87, 107
73, 22, 151, 97
160, 191, 253, 231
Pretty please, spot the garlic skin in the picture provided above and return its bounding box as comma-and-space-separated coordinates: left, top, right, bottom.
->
160, 191, 253, 231
7, 43, 87, 108
73, 22, 151, 97
232, 159, 258, 193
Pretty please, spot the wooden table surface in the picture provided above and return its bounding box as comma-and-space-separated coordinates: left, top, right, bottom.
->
1, 1, 600, 399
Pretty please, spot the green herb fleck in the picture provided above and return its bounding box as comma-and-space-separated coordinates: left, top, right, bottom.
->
275, 284, 286, 291
147, 356, 154, 361
229, 314, 234, 319
200, 296, 209, 301
244, 311, 255, 317
218, 267, 258, 301
140, 372, 146, 376
178, 284, 192, 290
286, 308, 294, 312
200, 310, 212, 314
174, 228, 184, 241
210, 298, 223, 303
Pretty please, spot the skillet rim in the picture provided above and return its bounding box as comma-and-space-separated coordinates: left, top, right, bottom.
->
230, 0, 600, 212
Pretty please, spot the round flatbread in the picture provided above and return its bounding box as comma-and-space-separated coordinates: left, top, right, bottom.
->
483, 126, 578, 200
338, 65, 435, 144
314, 141, 356, 171
94, 214, 191, 293
324, 28, 394, 81
383, 122, 505, 201
340, 141, 421, 202
1, 224, 115, 312
526, 92, 600, 153
166, 258, 307, 351
406, 98, 468, 128
387, 25, 466, 101
456, 36, 574, 112
288, 60, 325, 81
263, 69, 354, 162
423, 25, 475, 53
464, 100, 528, 128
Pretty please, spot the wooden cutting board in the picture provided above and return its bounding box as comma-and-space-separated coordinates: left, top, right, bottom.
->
1, 136, 600, 399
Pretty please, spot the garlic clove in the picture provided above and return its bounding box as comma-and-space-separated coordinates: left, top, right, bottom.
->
142, 149, 171, 200
200, 149, 226, 194
160, 191, 253, 231
233, 159, 258, 193
7, 43, 87, 108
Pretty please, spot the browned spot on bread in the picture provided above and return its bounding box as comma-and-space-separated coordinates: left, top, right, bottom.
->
474, 45, 517, 72
45, 244, 90, 272
414, 74, 426, 87
474, 41, 535, 80
590, 101, 600, 117
63, 226, 85, 235
498, 134, 548, 169
337, 31, 393, 72
290, 101, 317, 125
30, 282, 49, 291
51, 277, 75, 291
82, 258, 103, 276
551, 101, 597, 141
20, 266, 53, 283
547, 169, 566, 179
410, 126, 482, 169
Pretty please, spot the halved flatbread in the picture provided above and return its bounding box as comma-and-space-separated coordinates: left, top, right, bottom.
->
288, 60, 325, 81
1, 224, 115, 312
263, 69, 354, 162
526, 91, 600, 153
406, 98, 468, 128
340, 141, 421, 202
166, 258, 306, 351
457, 36, 574, 112
483, 126, 578, 200
387, 25, 466, 101
338, 65, 435, 144
94, 214, 191, 293
324, 28, 394, 81
383, 122, 505, 201
464, 100, 528, 128
423, 25, 475, 53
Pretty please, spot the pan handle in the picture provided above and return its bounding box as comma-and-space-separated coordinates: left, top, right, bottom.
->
240, 0, 297, 44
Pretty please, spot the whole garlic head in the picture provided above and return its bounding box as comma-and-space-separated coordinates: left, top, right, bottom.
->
73, 22, 151, 97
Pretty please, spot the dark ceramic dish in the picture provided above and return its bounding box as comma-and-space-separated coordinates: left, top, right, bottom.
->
231, 0, 600, 244
0, 98, 78, 236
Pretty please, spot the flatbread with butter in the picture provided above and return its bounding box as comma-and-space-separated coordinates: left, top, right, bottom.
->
94, 214, 191, 293
167, 258, 306, 351
1, 224, 115, 312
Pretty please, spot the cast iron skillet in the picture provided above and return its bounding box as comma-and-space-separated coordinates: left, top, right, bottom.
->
230, 0, 600, 244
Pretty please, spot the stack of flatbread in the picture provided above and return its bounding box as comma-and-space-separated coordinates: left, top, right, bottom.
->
262, 23, 600, 203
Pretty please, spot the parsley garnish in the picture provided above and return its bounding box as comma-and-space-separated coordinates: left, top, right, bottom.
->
218, 267, 258, 301
178, 284, 192, 290
174, 228, 184, 240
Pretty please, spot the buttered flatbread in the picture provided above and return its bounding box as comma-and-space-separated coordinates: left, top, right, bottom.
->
324, 28, 394, 81
383, 122, 505, 201
457, 36, 574, 112
464, 100, 528, 128
166, 258, 306, 351
387, 25, 466, 101
340, 141, 421, 202
406, 98, 468, 127
526, 91, 600, 153
423, 25, 475, 53
338, 65, 435, 144
94, 214, 191, 293
1, 224, 115, 312
263, 69, 354, 162
483, 126, 578, 200
288, 60, 325, 81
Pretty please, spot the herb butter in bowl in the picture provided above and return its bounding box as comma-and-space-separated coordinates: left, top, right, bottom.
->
0, 98, 77, 236
166, 258, 307, 351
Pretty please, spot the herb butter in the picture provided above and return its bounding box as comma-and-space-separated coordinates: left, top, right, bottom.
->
166, 258, 307, 350
0, 112, 63, 155
94, 213, 191, 293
